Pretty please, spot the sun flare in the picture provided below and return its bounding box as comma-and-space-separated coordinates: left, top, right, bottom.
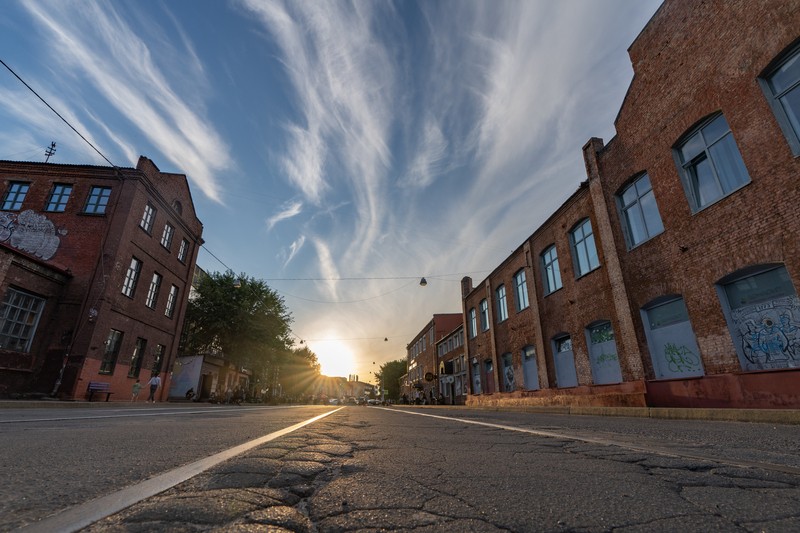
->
309, 339, 355, 378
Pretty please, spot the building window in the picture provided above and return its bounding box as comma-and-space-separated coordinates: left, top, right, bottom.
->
122, 257, 142, 298
469, 308, 477, 338
521, 345, 539, 390
165, 285, 179, 318
160, 223, 174, 250
570, 219, 600, 277
675, 114, 750, 212
128, 337, 147, 378
145, 272, 162, 309
140, 203, 156, 233
542, 245, 562, 294
618, 173, 664, 248
642, 296, 705, 379
152, 344, 165, 373
178, 239, 189, 263
553, 335, 578, 388
0, 288, 44, 352
718, 265, 799, 372
514, 269, 529, 311
45, 184, 73, 212
99, 329, 123, 374
479, 299, 489, 331
2, 182, 30, 211
586, 321, 622, 385
495, 284, 508, 322
760, 43, 800, 155
84, 186, 111, 214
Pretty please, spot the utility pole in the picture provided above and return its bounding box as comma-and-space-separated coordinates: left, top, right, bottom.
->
44, 141, 56, 162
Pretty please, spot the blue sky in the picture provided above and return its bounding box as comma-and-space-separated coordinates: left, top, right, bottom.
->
0, 0, 662, 381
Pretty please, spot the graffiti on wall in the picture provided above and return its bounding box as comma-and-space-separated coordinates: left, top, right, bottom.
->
663, 342, 702, 374
0, 210, 64, 260
732, 296, 800, 370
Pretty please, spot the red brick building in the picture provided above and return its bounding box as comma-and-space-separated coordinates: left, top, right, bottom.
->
0, 156, 203, 400
403, 313, 462, 403
462, 0, 800, 409
435, 323, 466, 405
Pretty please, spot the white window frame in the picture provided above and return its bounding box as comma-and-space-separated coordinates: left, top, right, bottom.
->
570, 218, 600, 277
2, 182, 29, 211
495, 284, 508, 322
165, 284, 179, 318
469, 308, 477, 338
140, 203, 156, 233
145, 272, 162, 309
45, 183, 73, 212
84, 186, 111, 214
178, 239, 189, 263
674, 114, 751, 212
0, 288, 45, 352
514, 269, 529, 311
122, 257, 142, 298
759, 42, 800, 155
618, 173, 664, 249
479, 299, 489, 331
542, 245, 562, 295
160, 223, 174, 250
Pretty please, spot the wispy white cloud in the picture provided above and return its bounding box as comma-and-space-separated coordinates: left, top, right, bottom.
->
21, 1, 231, 202
400, 117, 448, 189
266, 200, 303, 231
0, 85, 113, 164
239, 0, 395, 271
283, 235, 306, 268
310, 236, 340, 299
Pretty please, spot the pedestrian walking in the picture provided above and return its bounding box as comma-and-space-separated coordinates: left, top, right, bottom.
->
131, 379, 141, 402
147, 373, 161, 403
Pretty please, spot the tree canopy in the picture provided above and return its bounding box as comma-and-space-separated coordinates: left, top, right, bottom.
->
376, 359, 407, 400
183, 271, 293, 371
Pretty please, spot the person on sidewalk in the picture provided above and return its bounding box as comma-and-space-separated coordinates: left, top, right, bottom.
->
131, 379, 141, 402
146, 373, 161, 403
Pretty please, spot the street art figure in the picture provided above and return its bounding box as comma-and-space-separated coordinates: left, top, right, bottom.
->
732, 297, 800, 370
504, 363, 515, 391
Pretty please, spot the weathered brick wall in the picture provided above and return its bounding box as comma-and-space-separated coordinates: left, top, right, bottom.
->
593, 0, 800, 378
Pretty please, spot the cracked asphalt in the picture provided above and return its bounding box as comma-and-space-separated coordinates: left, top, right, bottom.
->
81, 406, 800, 532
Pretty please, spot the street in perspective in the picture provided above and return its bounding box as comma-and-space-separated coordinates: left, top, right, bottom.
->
2, 0, 800, 532
2, 403, 799, 532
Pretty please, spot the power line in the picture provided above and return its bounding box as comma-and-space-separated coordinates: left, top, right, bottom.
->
0, 59, 117, 167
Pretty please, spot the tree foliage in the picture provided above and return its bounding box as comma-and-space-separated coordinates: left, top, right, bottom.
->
183, 271, 293, 371
376, 359, 407, 400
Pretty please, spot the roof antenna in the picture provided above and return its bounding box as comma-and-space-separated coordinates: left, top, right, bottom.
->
44, 141, 56, 163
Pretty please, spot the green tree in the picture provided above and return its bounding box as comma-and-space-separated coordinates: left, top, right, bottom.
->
183, 271, 293, 372
375, 359, 406, 401
280, 346, 322, 400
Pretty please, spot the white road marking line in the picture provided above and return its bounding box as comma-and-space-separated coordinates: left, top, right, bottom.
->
382, 407, 800, 476
17, 407, 344, 533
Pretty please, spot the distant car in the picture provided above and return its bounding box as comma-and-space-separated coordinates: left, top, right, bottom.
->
328, 398, 339, 405
367, 398, 380, 405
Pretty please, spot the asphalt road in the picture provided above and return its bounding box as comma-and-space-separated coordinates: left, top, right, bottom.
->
3, 404, 800, 531
0, 404, 336, 531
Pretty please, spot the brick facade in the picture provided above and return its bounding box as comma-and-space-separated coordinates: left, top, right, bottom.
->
461, 0, 800, 409
403, 313, 462, 403
0, 156, 203, 400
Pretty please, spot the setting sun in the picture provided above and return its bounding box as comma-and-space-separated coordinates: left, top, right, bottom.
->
309, 339, 355, 378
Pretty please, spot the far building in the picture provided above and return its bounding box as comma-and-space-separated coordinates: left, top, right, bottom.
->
0, 156, 203, 401
404, 313, 462, 403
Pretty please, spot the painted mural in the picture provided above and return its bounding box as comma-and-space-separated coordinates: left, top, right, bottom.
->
0, 210, 64, 260
731, 296, 800, 371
